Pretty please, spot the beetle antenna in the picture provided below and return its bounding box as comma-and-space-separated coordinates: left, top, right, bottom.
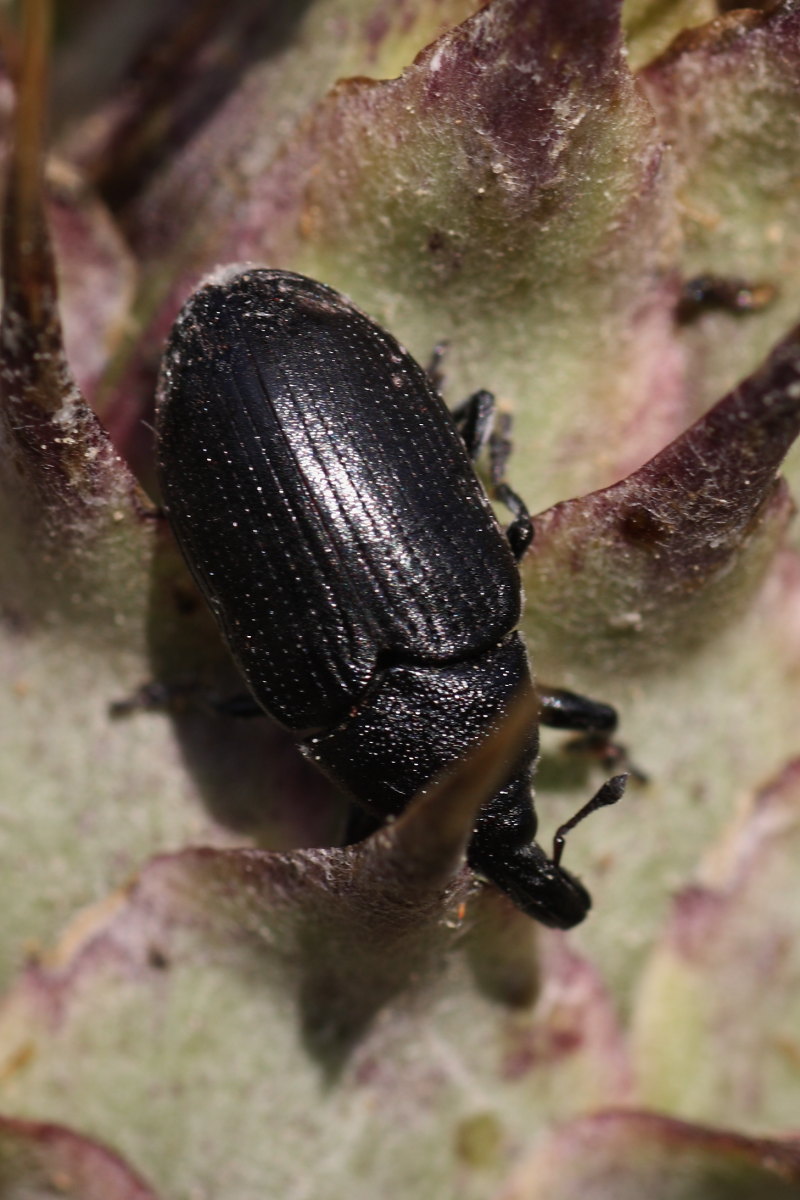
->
552, 774, 628, 867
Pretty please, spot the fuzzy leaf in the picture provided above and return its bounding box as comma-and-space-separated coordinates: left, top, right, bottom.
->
104, 0, 485, 218
121, 0, 486, 263
514, 321, 800, 997
0, 839, 631, 1199
107, 0, 680, 514
0, 1115, 160, 1200
522, 321, 800, 676
3, 4, 800, 1193
529, 541, 800, 1006
632, 758, 800, 1132
641, 2, 800, 535
0, 6, 335, 994
498, 1110, 800, 1199
0, 0, 149, 630
41, 165, 136, 403
95, 0, 483, 475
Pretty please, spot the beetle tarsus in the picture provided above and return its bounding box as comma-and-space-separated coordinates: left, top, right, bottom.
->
563, 732, 648, 783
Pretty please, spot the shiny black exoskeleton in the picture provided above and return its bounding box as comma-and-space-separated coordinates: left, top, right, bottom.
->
156, 268, 626, 928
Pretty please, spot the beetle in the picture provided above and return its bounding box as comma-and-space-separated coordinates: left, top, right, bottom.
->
156, 267, 627, 929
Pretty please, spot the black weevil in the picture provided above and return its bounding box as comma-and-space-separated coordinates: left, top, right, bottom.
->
156, 268, 627, 928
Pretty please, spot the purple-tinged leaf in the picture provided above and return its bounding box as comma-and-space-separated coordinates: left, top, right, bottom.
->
41, 164, 136, 404
517, 328, 800, 1003
498, 1110, 800, 1199
94, 0, 484, 474
0, 0, 151, 631
0, 69, 136, 406
640, 3, 800, 438
639, 0, 800, 549
107, 0, 680, 511
0, 2, 317, 998
122, 0, 483, 260
522, 323, 800, 677
632, 758, 800, 1132
258, 0, 680, 506
0, 803, 631, 1197
0, 1115, 160, 1200
62, 1, 350, 212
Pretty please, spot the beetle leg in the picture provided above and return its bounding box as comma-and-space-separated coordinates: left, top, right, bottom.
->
537, 685, 647, 782
538, 686, 618, 733
211, 692, 264, 718
451, 388, 496, 459
487, 410, 534, 560
487, 408, 512, 482
450, 393, 533, 559
424, 340, 450, 393
109, 680, 180, 718
493, 481, 533, 560
110, 682, 264, 719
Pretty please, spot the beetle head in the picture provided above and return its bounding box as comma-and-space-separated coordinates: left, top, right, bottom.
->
478, 840, 592, 929
470, 772, 628, 928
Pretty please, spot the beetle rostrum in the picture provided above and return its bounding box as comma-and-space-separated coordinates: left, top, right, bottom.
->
156, 267, 626, 929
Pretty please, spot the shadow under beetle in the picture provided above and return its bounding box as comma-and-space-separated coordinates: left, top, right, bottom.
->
156, 267, 627, 929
